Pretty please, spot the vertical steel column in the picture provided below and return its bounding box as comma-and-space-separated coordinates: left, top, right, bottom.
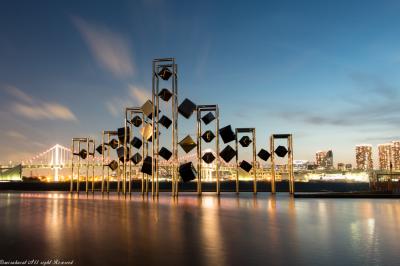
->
216, 106, 220, 195
172, 62, 178, 197
106, 133, 110, 194
101, 132, 105, 194
90, 139, 95, 194
70, 140, 74, 193
235, 131, 239, 194
117, 138, 121, 195
129, 121, 133, 195
252, 130, 257, 194
76, 140, 81, 193
288, 135, 294, 194
85, 138, 89, 194
270, 136, 276, 194
197, 109, 202, 195
123, 110, 128, 196
151, 60, 156, 198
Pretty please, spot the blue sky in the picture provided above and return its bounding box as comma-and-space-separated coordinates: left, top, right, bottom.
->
1, 0, 400, 165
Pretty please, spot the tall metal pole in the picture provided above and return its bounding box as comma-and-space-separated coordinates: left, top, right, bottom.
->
270, 136, 276, 194
151, 60, 156, 198
253, 130, 257, 194
173, 63, 179, 197
91, 139, 95, 194
85, 138, 89, 194
235, 129, 239, 194
70, 140, 74, 193
288, 135, 294, 194
107, 134, 110, 194
123, 110, 128, 196
216, 106, 220, 195
197, 109, 202, 195
76, 141, 81, 193
101, 132, 105, 194
129, 121, 133, 195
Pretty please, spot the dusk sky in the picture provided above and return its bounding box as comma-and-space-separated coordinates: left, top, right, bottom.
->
1, 0, 400, 165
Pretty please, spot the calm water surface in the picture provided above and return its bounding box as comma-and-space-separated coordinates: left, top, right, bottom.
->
0, 192, 399, 266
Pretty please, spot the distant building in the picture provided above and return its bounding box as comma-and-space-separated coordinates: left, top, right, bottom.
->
337, 163, 345, 171
345, 163, 352, 170
378, 143, 392, 170
307, 162, 317, 170
355, 144, 373, 170
293, 160, 309, 171
315, 150, 333, 169
391, 141, 400, 170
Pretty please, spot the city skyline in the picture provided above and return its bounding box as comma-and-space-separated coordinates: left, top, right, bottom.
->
1, 1, 400, 164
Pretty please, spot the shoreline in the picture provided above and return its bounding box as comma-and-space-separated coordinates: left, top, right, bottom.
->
0, 180, 369, 193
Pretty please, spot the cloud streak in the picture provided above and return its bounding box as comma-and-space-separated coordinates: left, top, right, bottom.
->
13, 102, 77, 121
279, 73, 400, 130
3, 86, 77, 121
72, 16, 135, 78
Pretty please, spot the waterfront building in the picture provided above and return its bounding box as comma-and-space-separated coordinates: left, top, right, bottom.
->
315, 150, 333, 169
345, 163, 352, 170
391, 141, 400, 170
293, 160, 309, 171
378, 143, 392, 170
355, 144, 373, 170
337, 163, 345, 171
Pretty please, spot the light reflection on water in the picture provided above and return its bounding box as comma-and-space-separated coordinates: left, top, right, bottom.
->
0, 192, 399, 265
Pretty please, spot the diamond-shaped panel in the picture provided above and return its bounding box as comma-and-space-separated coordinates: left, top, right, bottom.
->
179, 135, 197, 153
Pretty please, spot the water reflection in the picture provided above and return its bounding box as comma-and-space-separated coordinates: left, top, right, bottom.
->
0, 192, 399, 265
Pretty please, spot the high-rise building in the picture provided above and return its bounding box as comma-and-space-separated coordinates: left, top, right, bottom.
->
315, 150, 333, 169
316, 151, 326, 167
337, 163, 345, 171
378, 143, 392, 170
391, 141, 400, 170
355, 144, 373, 170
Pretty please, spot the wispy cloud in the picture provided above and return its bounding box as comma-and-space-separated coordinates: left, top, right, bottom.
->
278, 73, 400, 130
5, 130, 27, 140
4, 85, 34, 104
3, 86, 77, 121
13, 102, 77, 121
106, 85, 150, 117
72, 16, 135, 78
128, 85, 151, 105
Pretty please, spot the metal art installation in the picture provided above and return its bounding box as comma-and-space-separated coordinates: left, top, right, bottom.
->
179, 135, 197, 153
219, 125, 236, 144
270, 134, 294, 194
71, 137, 95, 194
235, 128, 257, 194
101, 131, 118, 194
257, 149, 271, 161
179, 162, 197, 182
220, 145, 236, 163
70, 57, 294, 198
202, 130, 215, 143
152, 58, 178, 197
123, 107, 148, 196
178, 98, 196, 119
197, 105, 220, 195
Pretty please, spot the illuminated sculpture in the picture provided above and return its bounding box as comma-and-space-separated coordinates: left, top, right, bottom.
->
235, 128, 257, 194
